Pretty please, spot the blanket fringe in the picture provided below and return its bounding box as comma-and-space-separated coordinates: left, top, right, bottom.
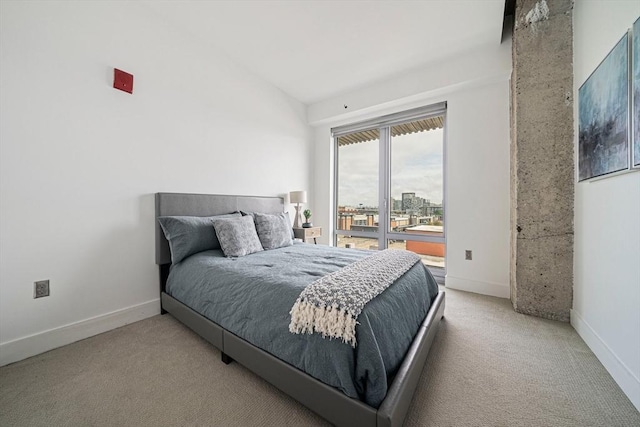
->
289, 300, 358, 347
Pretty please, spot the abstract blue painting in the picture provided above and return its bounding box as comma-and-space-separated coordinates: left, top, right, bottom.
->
578, 34, 629, 181
633, 17, 639, 168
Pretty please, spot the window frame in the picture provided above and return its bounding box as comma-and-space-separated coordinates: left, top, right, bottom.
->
332, 103, 447, 255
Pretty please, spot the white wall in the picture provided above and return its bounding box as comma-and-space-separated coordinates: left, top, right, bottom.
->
310, 42, 512, 298
0, 1, 312, 365
572, 0, 640, 410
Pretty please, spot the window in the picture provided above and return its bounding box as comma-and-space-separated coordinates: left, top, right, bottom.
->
333, 104, 446, 270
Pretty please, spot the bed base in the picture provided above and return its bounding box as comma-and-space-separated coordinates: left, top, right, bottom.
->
160, 290, 444, 427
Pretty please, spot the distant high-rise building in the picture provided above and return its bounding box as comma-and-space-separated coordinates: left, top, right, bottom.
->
402, 192, 415, 211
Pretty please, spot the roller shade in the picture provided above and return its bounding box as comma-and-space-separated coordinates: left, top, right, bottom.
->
332, 101, 446, 144
336, 116, 444, 146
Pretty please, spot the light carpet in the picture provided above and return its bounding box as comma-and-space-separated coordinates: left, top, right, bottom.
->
1, 288, 638, 426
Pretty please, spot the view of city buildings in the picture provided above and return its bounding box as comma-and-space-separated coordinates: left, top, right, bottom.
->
336, 192, 445, 268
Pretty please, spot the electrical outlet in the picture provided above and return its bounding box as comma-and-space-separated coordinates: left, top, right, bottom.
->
465, 250, 472, 260
34, 280, 50, 298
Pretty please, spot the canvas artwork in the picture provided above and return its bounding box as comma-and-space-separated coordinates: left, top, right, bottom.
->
633, 17, 639, 167
578, 34, 629, 181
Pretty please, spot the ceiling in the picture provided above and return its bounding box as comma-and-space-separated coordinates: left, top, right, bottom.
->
139, 0, 506, 105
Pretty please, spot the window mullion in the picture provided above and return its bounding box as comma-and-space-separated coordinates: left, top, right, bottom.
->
378, 127, 390, 250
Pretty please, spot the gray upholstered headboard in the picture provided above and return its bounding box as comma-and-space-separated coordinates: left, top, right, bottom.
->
155, 192, 284, 265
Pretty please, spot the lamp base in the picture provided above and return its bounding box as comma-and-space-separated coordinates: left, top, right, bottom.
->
293, 204, 302, 228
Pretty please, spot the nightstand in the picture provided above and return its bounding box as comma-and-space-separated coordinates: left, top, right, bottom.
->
293, 227, 322, 244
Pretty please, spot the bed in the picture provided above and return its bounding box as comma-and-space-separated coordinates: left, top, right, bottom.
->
155, 192, 445, 426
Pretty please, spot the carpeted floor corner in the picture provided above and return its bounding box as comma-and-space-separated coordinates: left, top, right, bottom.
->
1, 288, 638, 426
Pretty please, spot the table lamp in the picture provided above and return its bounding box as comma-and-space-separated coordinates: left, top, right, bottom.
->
289, 191, 307, 228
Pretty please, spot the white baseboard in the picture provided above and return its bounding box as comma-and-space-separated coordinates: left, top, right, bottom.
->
571, 309, 640, 411
444, 275, 510, 299
0, 299, 160, 367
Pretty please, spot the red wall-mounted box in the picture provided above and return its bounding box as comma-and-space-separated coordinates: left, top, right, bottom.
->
113, 68, 133, 94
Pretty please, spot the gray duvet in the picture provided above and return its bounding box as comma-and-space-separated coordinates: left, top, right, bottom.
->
167, 243, 438, 408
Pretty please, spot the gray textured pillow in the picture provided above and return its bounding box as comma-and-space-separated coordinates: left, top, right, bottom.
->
158, 212, 241, 263
254, 212, 293, 250
242, 211, 295, 239
212, 215, 264, 257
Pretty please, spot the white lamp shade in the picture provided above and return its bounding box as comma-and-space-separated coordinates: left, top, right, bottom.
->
289, 191, 307, 204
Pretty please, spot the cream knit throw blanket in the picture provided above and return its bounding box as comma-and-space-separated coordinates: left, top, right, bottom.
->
289, 249, 421, 347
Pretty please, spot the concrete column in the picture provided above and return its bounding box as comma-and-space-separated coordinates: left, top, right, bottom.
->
510, 0, 574, 321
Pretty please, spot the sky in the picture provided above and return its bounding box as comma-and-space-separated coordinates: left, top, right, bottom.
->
337, 128, 443, 207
